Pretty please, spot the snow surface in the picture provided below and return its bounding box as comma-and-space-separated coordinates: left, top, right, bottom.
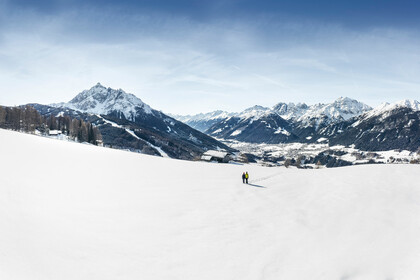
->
2, 128, 420, 280
273, 127, 291, 136
230, 129, 242, 136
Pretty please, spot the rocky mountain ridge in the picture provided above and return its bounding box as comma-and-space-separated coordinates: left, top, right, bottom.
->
28, 83, 420, 163
176, 97, 372, 133
174, 97, 420, 152
40, 84, 234, 160
52, 83, 152, 121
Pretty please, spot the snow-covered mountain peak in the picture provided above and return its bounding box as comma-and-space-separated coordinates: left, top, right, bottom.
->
239, 105, 271, 119
243, 105, 270, 113
395, 99, 420, 111
272, 102, 309, 119
271, 97, 371, 126
170, 110, 235, 125
322, 97, 372, 120
334, 96, 354, 103
190, 110, 233, 121
360, 99, 420, 122
179, 98, 372, 133
54, 84, 153, 121
374, 99, 419, 114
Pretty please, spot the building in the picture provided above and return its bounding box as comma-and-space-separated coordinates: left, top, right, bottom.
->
96, 139, 104, 147
201, 150, 231, 163
48, 130, 62, 136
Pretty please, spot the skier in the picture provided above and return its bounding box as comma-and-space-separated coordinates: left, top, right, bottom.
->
245, 172, 249, 184
242, 172, 246, 184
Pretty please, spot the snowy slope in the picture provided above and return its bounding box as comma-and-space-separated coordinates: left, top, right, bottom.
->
2, 128, 420, 280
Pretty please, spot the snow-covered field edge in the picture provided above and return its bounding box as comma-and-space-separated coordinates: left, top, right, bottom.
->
2, 128, 420, 279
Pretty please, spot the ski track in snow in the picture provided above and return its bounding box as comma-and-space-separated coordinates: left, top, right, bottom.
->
98, 115, 170, 158
2, 129, 420, 280
248, 172, 282, 184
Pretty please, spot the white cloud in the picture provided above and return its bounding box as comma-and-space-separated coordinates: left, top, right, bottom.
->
0, 7, 420, 114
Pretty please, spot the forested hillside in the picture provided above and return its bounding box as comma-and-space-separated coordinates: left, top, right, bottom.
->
0, 105, 102, 145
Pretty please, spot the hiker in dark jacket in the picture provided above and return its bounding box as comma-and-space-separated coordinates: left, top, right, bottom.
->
242, 172, 246, 183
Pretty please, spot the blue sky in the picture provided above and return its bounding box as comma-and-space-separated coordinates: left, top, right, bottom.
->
1, 0, 419, 114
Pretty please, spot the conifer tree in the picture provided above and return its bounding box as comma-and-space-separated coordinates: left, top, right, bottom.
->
0, 106, 6, 125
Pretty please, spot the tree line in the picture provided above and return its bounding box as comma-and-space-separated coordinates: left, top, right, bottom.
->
0, 105, 102, 145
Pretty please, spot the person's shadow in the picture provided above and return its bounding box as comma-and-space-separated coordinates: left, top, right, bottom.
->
248, 183, 265, 188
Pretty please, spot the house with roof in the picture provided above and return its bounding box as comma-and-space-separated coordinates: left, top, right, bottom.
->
48, 130, 62, 136
201, 150, 231, 163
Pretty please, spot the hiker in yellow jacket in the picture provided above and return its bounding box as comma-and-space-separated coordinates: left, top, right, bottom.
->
245, 172, 249, 184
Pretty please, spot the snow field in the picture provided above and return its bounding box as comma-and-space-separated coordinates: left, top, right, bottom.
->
1, 128, 420, 280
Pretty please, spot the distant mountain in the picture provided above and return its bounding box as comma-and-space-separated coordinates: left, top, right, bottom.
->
205, 107, 298, 143
325, 100, 420, 152
272, 102, 309, 120
273, 97, 372, 125
178, 97, 371, 144
176, 97, 371, 135
32, 83, 234, 160
279, 97, 373, 139
170, 110, 234, 132
175, 97, 420, 153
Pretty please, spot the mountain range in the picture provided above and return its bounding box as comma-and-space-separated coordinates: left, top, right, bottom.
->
173, 97, 420, 152
24, 83, 420, 164
30, 83, 233, 160
173, 97, 373, 136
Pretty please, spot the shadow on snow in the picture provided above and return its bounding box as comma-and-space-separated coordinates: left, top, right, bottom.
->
248, 183, 265, 188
